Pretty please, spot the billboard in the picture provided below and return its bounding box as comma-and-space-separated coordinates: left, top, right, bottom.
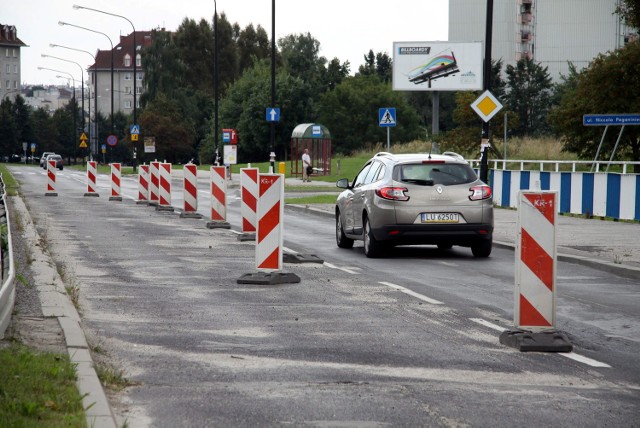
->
393, 41, 483, 91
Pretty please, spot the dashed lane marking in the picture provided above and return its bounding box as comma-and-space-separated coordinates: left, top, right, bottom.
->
323, 262, 359, 275
379, 281, 444, 305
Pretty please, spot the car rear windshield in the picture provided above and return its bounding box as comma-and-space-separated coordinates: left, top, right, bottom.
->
393, 162, 477, 186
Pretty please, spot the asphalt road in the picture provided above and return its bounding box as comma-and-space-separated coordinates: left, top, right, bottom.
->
10, 166, 640, 427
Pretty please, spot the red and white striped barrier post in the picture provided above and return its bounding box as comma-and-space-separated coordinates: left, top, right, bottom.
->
109, 163, 122, 201
157, 162, 174, 211
206, 166, 230, 228
515, 191, 557, 330
237, 173, 300, 285
239, 167, 259, 240
136, 164, 149, 204
84, 161, 99, 197
256, 173, 284, 271
180, 163, 202, 219
45, 159, 58, 197
148, 161, 160, 206
500, 191, 572, 352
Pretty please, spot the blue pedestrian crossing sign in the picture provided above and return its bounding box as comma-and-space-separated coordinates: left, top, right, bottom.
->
379, 108, 396, 127
130, 124, 140, 135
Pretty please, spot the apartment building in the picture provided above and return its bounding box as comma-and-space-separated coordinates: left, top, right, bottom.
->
449, 0, 637, 81
0, 24, 27, 100
88, 31, 152, 116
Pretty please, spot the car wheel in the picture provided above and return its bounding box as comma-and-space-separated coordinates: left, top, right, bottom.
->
363, 216, 384, 258
437, 243, 453, 251
336, 211, 354, 249
471, 238, 492, 258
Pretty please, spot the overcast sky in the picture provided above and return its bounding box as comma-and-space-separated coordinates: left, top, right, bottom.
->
3, 0, 449, 86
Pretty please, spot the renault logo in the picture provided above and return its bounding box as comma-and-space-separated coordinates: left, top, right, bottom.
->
436, 185, 443, 194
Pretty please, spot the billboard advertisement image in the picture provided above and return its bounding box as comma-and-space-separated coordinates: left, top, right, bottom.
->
393, 41, 483, 91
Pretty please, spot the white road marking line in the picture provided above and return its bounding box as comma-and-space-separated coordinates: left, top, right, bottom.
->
469, 318, 507, 332
469, 318, 612, 368
379, 281, 444, 305
559, 352, 611, 368
323, 262, 359, 275
282, 246, 297, 254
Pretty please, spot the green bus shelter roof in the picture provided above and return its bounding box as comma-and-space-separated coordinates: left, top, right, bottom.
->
291, 123, 331, 139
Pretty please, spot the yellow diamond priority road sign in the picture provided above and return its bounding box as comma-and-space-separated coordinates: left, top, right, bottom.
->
471, 90, 503, 122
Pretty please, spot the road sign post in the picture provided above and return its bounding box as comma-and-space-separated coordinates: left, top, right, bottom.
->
379, 108, 397, 151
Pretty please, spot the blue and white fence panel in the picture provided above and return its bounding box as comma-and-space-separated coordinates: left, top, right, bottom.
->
491, 170, 640, 221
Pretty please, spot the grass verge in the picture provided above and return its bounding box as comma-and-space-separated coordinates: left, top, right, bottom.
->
0, 164, 19, 196
0, 343, 86, 427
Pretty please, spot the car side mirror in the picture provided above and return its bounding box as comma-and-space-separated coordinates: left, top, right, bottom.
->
336, 178, 350, 189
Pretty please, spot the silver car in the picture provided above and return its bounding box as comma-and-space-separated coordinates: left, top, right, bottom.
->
335, 152, 494, 258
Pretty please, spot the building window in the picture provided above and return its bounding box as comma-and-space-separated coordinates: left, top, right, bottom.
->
13, 64, 18, 74
0, 81, 2, 89
5, 80, 9, 88
136, 73, 143, 80
13, 81, 17, 89
4, 48, 8, 57
12, 48, 16, 57
136, 99, 140, 108
124, 73, 131, 80
5, 64, 9, 73
124, 54, 131, 67
125, 86, 131, 94
136, 86, 142, 94
136, 54, 141, 67
124, 100, 132, 109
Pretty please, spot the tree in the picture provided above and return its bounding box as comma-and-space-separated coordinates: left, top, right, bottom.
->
0, 98, 17, 158
31, 107, 58, 155
615, 0, 640, 30
321, 57, 350, 91
216, 60, 314, 162
318, 75, 422, 154
235, 23, 270, 74
549, 40, 640, 171
357, 50, 392, 83
173, 18, 215, 94
278, 33, 326, 88
139, 93, 196, 163
505, 58, 553, 136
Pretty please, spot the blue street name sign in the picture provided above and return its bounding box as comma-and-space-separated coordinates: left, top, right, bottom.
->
379, 108, 397, 127
583, 114, 640, 126
266, 107, 280, 122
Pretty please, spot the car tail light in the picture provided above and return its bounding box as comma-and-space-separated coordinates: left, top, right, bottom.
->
469, 184, 492, 200
376, 186, 409, 201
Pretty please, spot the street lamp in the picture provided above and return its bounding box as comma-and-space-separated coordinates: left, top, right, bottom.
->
50, 43, 99, 160
73, 4, 139, 169
38, 67, 78, 153
41, 53, 84, 135
214, 0, 219, 166
58, 21, 114, 133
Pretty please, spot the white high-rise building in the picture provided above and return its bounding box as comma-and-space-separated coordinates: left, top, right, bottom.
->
449, 0, 637, 81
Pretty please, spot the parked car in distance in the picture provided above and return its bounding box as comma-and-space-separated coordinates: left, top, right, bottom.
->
44, 154, 64, 170
40, 152, 56, 168
335, 151, 494, 258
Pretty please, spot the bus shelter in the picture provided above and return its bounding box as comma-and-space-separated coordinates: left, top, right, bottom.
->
290, 123, 332, 178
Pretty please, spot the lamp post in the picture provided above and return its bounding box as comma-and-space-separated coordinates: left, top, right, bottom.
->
58, 21, 114, 134
214, 0, 219, 166
50, 43, 99, 160
41, 54, 84, 136
270, 0, 276, 172
38, 67, 78, 156
73, 4, 139, 169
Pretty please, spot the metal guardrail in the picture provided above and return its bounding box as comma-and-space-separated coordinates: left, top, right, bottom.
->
468, 159, 640, 174
0, 173, 16, 339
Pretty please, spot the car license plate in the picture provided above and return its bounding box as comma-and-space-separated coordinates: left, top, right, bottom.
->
421, 213, 459, 223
